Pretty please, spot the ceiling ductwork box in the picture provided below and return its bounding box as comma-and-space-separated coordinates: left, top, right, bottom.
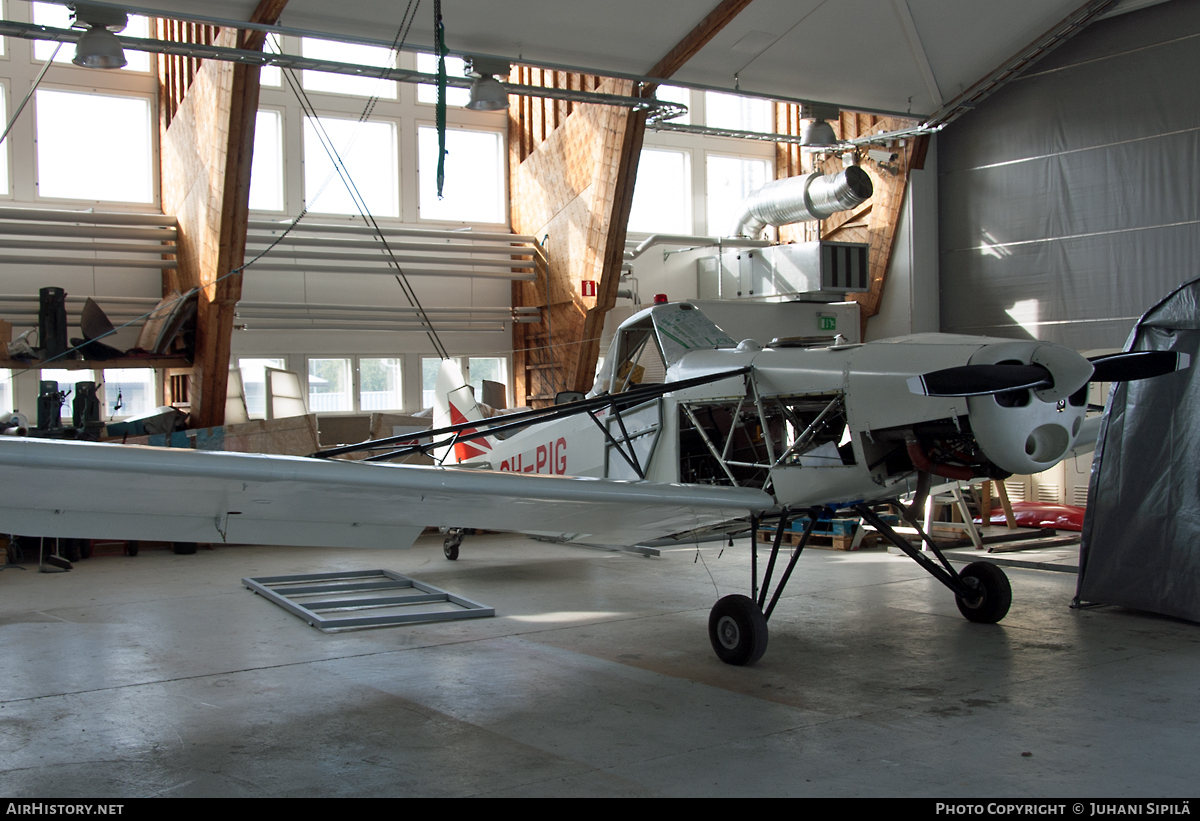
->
697, 241, 869, 301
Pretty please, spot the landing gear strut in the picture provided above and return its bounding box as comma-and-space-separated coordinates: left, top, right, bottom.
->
708, 507, 818, 666
707, 500, 1014, 666
854, 503, 1012, 624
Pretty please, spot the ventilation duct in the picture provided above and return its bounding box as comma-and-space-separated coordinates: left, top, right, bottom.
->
730, 166, 873, 239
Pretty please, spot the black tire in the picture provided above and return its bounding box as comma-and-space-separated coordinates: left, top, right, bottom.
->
708, 594, 769, 666
126, 541, 139, 557
78, 541, 92, 560
172, 542, 198, 555
443, 534, 461, 560
955, 561, 1012, 623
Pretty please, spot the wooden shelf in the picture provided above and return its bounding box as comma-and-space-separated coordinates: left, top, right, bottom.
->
0, 356, 191, 371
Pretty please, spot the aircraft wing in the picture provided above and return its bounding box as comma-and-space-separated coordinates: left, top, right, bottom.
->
0, 438, 774, 549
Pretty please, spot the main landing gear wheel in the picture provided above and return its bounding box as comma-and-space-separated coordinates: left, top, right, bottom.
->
443, 532, 463, 561
955, 561, 1012, 623
708, 594, 769, 666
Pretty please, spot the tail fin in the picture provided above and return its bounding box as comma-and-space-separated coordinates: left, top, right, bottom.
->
432, 359, 493, 462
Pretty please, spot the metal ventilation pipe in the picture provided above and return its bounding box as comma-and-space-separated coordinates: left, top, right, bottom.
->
730, 165, 874, 239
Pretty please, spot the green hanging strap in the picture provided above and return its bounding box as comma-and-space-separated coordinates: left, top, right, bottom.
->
435, 0, 447, 199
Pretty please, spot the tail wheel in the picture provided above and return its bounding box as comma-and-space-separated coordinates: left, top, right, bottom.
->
955, 561, 1012, 623
443, 531, 463, 560
708, 594, 769, 666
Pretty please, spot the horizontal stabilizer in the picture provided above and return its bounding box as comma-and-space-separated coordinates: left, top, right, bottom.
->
907, 363, 1053, 397
1088, 350, 1191, 383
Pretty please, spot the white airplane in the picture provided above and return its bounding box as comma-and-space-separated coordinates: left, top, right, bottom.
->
0, 301, 1186, 665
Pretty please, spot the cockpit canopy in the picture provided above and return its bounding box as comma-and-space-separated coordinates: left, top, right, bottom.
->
592, 303, 736, 395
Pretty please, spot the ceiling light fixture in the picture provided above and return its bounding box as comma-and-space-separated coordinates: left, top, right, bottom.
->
466, 75, 508, 111
465, 55, 511, 111
71, 3, 128, 69
799, 118, 838, 147
797, 103, 842, 151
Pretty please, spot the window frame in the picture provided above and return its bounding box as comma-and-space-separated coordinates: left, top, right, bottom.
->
299, 36, 399, 100
414, 52, 472, 108
302, 355, 409, 416
301, 110, 400, 218
627, 146, 694, 236
0, 80, 10, 199
415, 121, 508, 226
357, 356, 405, 413
32, 84, 157, 207
421, 354, 511, 411
249, 106, 286, 213
100, 367, 160, 421
703, 90, 774, 134
704, 151, 774, 237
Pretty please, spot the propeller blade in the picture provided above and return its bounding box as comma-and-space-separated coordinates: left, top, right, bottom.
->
907, 363, 1053, 397
1089, 350, 1191, 382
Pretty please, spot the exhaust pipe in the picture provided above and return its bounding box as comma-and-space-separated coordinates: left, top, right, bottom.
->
730, 166, 873, 239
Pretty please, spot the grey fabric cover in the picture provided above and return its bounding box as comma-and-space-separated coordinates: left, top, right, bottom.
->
1076, 277, 1200, 621
938, 0, 1200, 350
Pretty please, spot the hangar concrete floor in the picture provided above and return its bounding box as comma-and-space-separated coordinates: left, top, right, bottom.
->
1, 533, 1197, 798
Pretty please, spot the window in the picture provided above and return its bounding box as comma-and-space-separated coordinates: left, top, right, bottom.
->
706, 154, 770, 236
40, 368, 95, 422
301, 37, 397, 99
260, 34, 283, 87
238, 358, 285, 420
655, 85, 691, 125
359, 357, 403, 411
307, 358, 352, 413
35, 89, 153, 203
303, 115, 398, 217
416, 53, 472, 107
628, 148, 692, 234
102, 368, 155, 419
468, 357, 507, 408
422, 356, 507, 409
249, 109, 284, 211
417, 125, 505, 223
33, 4, 150, 72
41, 369, 95, 396
705, 91, 772, 134
0, 369, 12, 415
0, 84, 7, 196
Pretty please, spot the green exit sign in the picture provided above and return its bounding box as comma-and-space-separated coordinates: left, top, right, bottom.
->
819, 316, 837, 331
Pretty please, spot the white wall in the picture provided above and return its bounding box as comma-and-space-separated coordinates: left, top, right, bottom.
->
865, 134, 940, 341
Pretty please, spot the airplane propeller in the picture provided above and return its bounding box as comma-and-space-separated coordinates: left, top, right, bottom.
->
908, 351, 1191, 397
906, 363, 1052, 397
1087, 350, 1191, 383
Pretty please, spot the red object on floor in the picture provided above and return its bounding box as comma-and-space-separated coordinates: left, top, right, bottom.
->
974, 501, 1086, 532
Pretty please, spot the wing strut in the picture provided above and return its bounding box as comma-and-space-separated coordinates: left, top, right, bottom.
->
318, 366, 753, 462
709, 506, 821, 667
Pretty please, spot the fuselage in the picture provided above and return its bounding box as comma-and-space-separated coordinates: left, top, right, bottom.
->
454, 303, 1093, 511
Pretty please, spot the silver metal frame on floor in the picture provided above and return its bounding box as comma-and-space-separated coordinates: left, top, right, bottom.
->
242, 569, 494, 631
